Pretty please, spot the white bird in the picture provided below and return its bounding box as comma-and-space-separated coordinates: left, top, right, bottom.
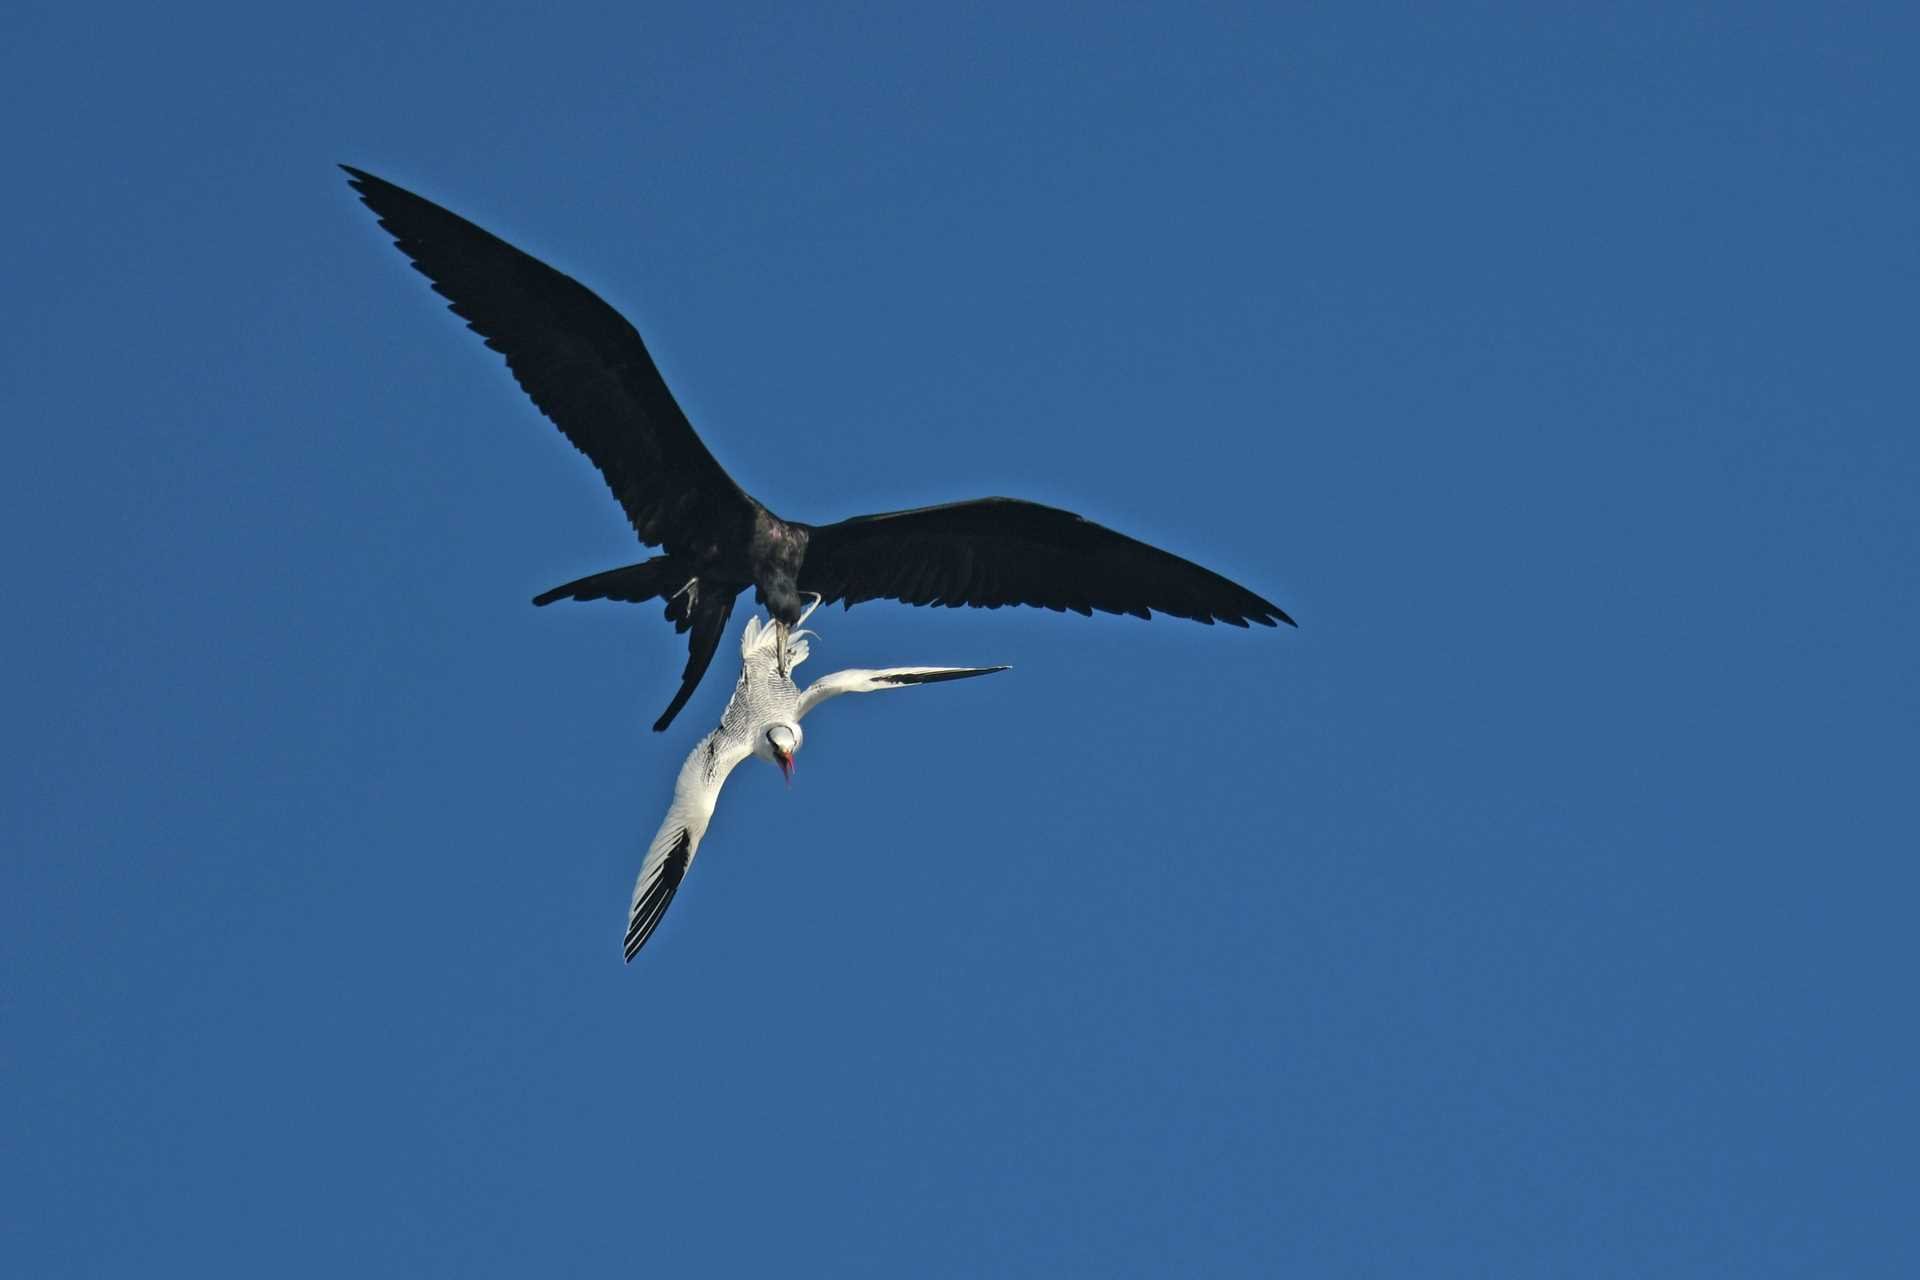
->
625, 598, 1007, 962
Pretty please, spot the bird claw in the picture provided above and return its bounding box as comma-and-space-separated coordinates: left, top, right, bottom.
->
773, 595, 823, 675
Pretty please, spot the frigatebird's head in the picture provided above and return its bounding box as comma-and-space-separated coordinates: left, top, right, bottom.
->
761, 723, 803, 783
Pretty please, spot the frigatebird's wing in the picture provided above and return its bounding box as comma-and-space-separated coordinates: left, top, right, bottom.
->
800, 498, 1293, 627
626, 728, 753, 962
341, 166, 758, 555
797, 664, 1009, 719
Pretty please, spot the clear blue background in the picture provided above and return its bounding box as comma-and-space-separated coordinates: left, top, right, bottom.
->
5, 2, 1916, 1274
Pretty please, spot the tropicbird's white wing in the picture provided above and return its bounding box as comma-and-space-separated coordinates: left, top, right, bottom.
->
797, 665, 1009, 720
625, 732, 753, 962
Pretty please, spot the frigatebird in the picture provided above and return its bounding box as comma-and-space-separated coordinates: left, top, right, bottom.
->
624, 600, 1007, 961
342, 166, 1292, 731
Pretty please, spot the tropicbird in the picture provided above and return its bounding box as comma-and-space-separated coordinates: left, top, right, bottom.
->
341, 166, 1293, 733
625, 599, 1006, 962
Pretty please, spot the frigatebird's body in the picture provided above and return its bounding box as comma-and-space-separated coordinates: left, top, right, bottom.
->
342, 166, 1292, 730
624, 602, 1006, 961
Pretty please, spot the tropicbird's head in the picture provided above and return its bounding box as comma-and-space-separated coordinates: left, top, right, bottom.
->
761, 722, 803, 783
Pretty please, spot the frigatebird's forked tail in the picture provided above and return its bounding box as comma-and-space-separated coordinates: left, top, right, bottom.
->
651, 592, 737, 733
533, 556, 743, 732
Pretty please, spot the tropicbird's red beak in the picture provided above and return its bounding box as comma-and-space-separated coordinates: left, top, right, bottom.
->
777, 750, 794, 785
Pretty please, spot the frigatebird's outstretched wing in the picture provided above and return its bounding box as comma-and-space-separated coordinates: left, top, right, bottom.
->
341, 166, 758, 554
799, 498, 1294, 627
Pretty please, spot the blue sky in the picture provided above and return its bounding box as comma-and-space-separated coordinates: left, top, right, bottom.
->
4, 2, 1916, 1274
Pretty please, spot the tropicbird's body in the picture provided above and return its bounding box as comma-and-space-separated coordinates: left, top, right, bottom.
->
626, 603, 1006, 962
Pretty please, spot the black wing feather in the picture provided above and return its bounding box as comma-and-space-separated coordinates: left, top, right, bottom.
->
341, 166, 757, 554
873, 666, 1011, 686
625, 828, 693, 962
800, 498, 1292, 627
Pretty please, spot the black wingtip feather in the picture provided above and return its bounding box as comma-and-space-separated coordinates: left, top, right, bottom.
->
873, 666, 1011, 687
625, 828, 694, 962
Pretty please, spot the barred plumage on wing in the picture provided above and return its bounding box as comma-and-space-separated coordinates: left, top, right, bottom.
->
622, 601, 1008, 962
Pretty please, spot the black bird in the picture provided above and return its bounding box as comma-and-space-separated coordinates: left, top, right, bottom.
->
342, 166, 1294, 731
